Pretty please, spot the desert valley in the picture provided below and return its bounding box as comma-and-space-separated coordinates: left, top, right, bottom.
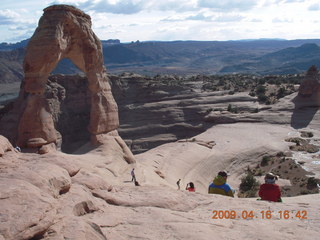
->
0, 4, 320, 240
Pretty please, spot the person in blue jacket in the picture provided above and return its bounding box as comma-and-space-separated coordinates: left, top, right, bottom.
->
208, 171, 234, 197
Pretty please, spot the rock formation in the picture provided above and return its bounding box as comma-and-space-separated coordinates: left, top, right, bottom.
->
298, 65, 320, 104
0, 135, 14, 156
18, 4, 119, 149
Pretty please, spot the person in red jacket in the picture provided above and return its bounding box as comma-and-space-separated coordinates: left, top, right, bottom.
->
186, 182, 195, 192
259, 173, 282, 202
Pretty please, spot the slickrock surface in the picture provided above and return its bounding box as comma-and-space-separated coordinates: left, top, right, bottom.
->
1, 92, 320, 240
0, 104, 319, 239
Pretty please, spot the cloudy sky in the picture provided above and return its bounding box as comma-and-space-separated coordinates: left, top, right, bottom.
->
1, 0, 320, 43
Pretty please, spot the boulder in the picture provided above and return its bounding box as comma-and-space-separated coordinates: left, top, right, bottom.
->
5, 162, 72, 198
0, 135, 13, 156
0, 178, 56, 240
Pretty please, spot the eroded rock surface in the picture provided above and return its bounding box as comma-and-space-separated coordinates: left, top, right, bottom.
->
17, 4, 119, 148
0, 135, 14, 156
297, 65, 320, 106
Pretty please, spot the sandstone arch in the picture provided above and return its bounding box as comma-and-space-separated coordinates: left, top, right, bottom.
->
18, 5, 119, 148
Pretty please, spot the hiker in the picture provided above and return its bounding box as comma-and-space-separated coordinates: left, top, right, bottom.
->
208, 171, 234, 197
259, 173, 281, 202
186, 182, 195, 192
131, 168, 136, 182
176, 179, 181, 190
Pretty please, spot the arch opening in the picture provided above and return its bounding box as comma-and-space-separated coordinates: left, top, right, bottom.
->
48, 59, 91, 153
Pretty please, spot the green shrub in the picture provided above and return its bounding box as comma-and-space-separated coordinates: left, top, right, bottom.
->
257, 93, 268, 102
276, 152, 285, 157
277, 87, 286, 98
227, 104, 238, 113
252, 108, 259, 113
256, 85, 266, 94
238, 173, 260, 198
261, 155, 271, 166
249, 91, 256, 97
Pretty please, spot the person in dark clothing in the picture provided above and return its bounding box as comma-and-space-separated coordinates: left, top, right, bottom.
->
259, 172, 281, 202
131, 168, 136, 182
176, 179, 181, 190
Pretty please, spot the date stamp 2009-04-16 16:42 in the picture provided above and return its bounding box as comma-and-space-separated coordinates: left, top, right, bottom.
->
212, 210, 308, 220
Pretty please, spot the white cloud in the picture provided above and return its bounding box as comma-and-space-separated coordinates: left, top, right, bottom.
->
214, 14, 245, 22
308, 3, 320, 11
146, 0, 197, 12
197, 0, 258, 11
185, 13, 213, 22
0, 9, 20, 24
284, 0, 304, 2
161, 16, 185, 22
50, 0, 198, 14
1, 0, 320, 43
272, 17, 292, 23
250, 18, 263, 22
86, 0, 145, 14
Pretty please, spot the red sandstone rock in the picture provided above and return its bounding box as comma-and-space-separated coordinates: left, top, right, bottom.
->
298, 65, 320, 98
18, 4, 119, 148
26, 137, 48, 148
0, 135, 13, 156
91, 130, 135, 164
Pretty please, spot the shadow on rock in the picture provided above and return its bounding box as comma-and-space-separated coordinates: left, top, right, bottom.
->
291, 95, 319, 129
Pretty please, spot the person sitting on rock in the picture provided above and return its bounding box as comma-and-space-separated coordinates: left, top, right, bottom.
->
15, 146, 21, 152
259, 173, 282, 202
186, 182, 195, 192
208, 171, 234, 197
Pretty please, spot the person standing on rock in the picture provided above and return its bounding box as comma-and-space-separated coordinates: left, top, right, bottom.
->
131, 168, 136, 182
259, 173, 282, 202
208, 171, 234, 197
177, 179, 181, 190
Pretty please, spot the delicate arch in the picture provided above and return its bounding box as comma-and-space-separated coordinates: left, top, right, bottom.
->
18, 5, 119, 147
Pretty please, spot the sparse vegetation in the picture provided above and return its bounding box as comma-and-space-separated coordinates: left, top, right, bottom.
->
238, 173, 260, 198
227, 104, 238, 113
197, 73, 302, 104
300, 131, 314, 138
261, 155, 272, 166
